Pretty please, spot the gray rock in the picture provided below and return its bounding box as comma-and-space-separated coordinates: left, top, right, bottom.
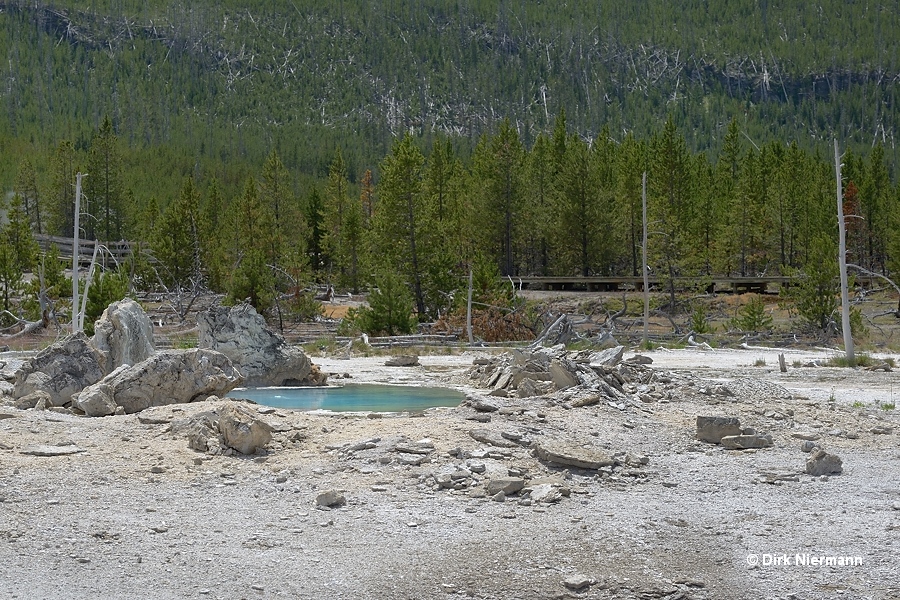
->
791, 431, 821, 441
21, 445, 86, 456
485, 477, 525, 495
714, 385, 734, 397
75, 349, 243, 414
467, 460, 486, 474
625, 354, 653, 365
490, 491, 506, 502
469, 428, 518, 448
870, 426, 893, 435
799, 440, 820, 453
394, 440, 434, 455
517, 377, 552, 398
806, 448, 843, 476
218, 403, 273, 454
696, 416, 742, 443
549, 360, 579, 390
384, 355, 419, 367
197, 304, 326, 387
74, 384, 117, 417
13, 390, 51, 411
589, 345, 624, 367
562, 575, 594, 591
179, 412, 222, 454
720, 434, 773, 450
316, 489, 346, 507
528, 483, 563, 504
90, 298, 155, 375
13, 333, 105, 406
472, 397, 501, 412
533, 439, 615, 470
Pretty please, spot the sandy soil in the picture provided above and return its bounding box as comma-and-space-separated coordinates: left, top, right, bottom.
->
1, 346, 899, 599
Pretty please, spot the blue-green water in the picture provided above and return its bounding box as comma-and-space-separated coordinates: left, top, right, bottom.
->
228, 384, 464, 412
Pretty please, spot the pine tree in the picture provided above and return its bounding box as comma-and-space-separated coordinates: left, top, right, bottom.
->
473, 119, 525, 276
322, 147, 362, 289
304, 187, 326, 275
0, 194, 39, 313
523, 133, 554, 275
200, 179, 227, 291
261, 149, 309, 294
47, 140, 78, 238
649, 115, 693, 309
14, 158, 42, 234
615, 133, 646, 276
859, 143, 890, 273
226, 178, 276, 312
84, 116, 125, 241
371, 134, 428, 316
555, 134, 599, 276
786, 235, 839, 333
713, 119, 742, 275
151, 177, 203, 290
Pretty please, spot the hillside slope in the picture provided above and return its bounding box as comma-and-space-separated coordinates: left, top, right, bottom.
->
1, 0, 897, 181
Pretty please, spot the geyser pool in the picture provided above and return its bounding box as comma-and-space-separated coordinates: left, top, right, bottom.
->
228, 383, 464, 412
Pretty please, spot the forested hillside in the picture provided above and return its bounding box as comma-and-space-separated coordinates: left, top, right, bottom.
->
1, 0, 898, 335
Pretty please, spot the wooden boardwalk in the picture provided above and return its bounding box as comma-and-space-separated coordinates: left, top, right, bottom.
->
511, 275, 879, 294
35, 234, 138, 266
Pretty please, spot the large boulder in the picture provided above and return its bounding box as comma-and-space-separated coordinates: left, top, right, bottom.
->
13, 333, 105, 406
73, 349, 243, 414
197, 304, 326, 387
91, 298, 155, 375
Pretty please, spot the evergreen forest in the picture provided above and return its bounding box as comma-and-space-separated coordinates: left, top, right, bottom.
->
1, 0, 899, 337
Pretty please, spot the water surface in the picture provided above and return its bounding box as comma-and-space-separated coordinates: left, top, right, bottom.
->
229, 383, 463, 412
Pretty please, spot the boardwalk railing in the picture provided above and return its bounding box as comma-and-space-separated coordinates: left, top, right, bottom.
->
35, 234, 139, 266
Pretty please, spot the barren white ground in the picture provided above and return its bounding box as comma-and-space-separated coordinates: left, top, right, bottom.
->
1, 345, 898, 600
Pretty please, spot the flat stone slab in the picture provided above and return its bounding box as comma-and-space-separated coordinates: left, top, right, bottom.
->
385, 355, 419, 367
791, 431, 821, 441
720, 434, 773, 450
469, 429, 518, 448
21, 445, 86, 456
533, 439, 615, 470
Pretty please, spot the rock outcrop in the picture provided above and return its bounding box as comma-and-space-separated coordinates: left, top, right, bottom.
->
91, 298, 155, 375
197, 304, 326, 387
74, 349, 243, 415
13, 333, 105, 407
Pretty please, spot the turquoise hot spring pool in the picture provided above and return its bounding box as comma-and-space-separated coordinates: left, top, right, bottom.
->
228, 383, 464, 413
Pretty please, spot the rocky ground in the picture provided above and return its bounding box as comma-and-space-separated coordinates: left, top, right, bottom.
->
1, 345, 899, 599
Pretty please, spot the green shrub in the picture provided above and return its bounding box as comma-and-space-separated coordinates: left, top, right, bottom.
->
731, 295, 773, 332
690, 304, 713, 334
353, 270, 415, 336
84, 268, 130, 335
